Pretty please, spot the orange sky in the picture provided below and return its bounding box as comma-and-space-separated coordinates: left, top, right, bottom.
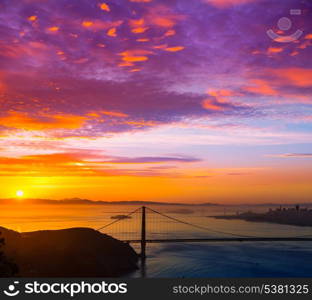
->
0, 0, 312, 204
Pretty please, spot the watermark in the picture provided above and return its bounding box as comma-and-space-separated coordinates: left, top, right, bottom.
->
267, 9, 303, 43
172, 284, 310, 296
2, 281, 127, 298
3, 281, 20, 297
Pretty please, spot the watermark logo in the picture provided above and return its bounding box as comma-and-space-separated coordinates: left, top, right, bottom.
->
2, 281, 127, 298
267, 9, 303, 43
3, 281, 20, 297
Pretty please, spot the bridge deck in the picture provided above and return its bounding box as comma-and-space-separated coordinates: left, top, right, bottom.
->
124, 237, 312, 243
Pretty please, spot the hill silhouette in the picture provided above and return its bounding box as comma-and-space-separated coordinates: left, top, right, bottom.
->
0, 227, 138, 277
1, 198, 311, 207
0, 198, 219, 206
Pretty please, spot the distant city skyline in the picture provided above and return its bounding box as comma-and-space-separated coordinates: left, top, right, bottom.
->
0, 0, 311, 203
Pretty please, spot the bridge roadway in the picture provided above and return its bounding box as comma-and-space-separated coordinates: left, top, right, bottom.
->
125, 237, 312, 243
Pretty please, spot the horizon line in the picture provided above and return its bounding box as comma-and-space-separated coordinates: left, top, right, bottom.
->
1, 198, 312, 207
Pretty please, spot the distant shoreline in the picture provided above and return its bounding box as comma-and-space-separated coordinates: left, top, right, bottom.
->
0, 198, 219, 206
210, 215, 312, 227
210, 207, 312, 227
1, 198, 312, 207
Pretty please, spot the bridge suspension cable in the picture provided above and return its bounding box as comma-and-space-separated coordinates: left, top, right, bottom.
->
96, 206, 312, 239
147, 207, 312, 239
146, 207, 260, 238
96, 207, 141, 231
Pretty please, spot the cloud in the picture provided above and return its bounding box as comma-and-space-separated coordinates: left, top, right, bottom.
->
145, 5, 186, 28
270, 153, 312, 158
0, 0, 266, 135
118, 49, 153, 63
107, 27, 117, 37
203, 0, 258, 8
244, 79, 277, 96
99, 3, 110, 12
3, 67, 245, 135
81, 20, 123, 31
206, 89, 238, 103
267, 47, 283, 55
0, 0, 311, 146
0, 112, 87, 131
107, 156, 201, 163
240, 68, 312, 101
164, 46, 185, 52
202, 99, 225, 111
300, 116, 312, 122
131, 27, 149, 33
28, 15, 37, 22
47, 26, 59, 33
0, 152, 201, 177
100, 111, 129, 118
272, 68, 312, 88
227, 172, 250, 176
202, 93, 244, 111
121, 120, 158, 128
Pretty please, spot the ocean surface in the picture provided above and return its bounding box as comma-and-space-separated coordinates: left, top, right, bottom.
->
1, 203, 312, 277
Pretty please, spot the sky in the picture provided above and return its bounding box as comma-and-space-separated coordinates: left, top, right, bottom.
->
0, 0, 311, 203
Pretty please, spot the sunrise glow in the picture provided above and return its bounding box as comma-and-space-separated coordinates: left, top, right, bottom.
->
16, 190, 24, 198
0, 0, 311, 204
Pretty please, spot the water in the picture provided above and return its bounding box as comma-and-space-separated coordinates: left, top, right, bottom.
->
1, 203, 312, 277
128, 242, 312, 277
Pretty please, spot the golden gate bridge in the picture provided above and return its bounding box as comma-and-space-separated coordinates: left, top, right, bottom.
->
97, 206, 312, 259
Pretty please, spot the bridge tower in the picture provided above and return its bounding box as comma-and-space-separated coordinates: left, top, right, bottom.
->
141, 206, 146, 259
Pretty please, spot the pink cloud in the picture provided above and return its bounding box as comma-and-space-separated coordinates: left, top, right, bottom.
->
206, 89, 238, 103
202, 99, 225, 111
244, 79, 277, 96
145, 5, 186, 28
272, 68, 312, 88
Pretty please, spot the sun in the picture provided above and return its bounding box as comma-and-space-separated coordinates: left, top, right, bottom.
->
16, 190, 24, 197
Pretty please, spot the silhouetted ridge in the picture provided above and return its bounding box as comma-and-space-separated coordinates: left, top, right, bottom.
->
0, 227, 138, 277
